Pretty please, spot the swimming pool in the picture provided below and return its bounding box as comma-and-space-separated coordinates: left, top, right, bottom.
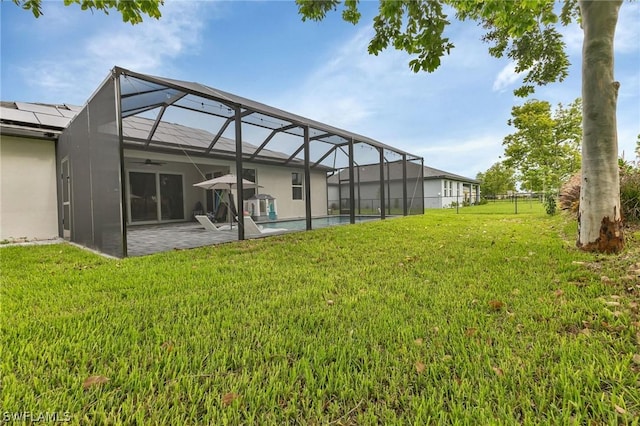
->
258, 215, 379, 231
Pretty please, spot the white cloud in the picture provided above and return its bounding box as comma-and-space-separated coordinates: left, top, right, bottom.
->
492, 62, 522, 92
274, 21, 497, 134
18, 1, 212, 104
274, 27, 418, 129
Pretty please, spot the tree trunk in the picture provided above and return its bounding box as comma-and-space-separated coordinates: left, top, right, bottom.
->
577, 0, 624, 253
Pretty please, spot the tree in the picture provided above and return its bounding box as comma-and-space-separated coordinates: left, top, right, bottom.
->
297, 0, 625, 253
12, 0, 162, 24
476, 162, 516, 197
635, 134, 640, 165
502, 99, 581, 193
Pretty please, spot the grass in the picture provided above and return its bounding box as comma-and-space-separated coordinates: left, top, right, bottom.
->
1, 205, 639, 424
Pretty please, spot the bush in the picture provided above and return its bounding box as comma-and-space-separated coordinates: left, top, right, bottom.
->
558, 168, 640, 222
620, 168, 640, 222
544, 193, 557, 215
478, 198, 489, 205
559, 172, 581, 217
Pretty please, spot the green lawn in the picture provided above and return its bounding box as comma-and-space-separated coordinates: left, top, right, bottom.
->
2, 206, 639, 424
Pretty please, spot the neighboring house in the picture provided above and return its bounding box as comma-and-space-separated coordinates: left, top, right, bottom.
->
1, 66, 422, 257
422, 165, 481, 208
327, 162, 480, 211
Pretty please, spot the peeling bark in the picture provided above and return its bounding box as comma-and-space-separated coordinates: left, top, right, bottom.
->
577, 0, 624, 253
577, 214, 624, 253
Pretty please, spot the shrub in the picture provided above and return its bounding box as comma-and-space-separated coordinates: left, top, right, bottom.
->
620, 168, 640, 222
544, 193, 557, 215
558, 168, 640, 222
559, 172, 581, 217
478, 198, 488, 205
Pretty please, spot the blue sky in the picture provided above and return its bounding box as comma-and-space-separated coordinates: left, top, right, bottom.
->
1, 1, 638, 179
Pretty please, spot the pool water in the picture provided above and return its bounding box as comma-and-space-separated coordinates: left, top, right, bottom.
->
258, 215, 379, 231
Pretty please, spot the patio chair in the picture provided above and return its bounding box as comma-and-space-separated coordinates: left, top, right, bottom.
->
195, 215, 222, 231
242, 215, 287, 237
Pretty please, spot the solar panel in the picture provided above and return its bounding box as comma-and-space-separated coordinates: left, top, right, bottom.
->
0, 107, 38, 124
35, 113, 72, 128
15, 101, 64, 116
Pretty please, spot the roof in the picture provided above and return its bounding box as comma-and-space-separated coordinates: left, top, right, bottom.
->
327, 161, 480, 184
3, 66, 423, 170
0, 101, 79, 139
0, 100, 306, 166
113, 66, 422, 168
422, 165, 480, 184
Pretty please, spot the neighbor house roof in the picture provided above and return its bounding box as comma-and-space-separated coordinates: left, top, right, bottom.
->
422, 165, 480, 184
327, 161, 480, 185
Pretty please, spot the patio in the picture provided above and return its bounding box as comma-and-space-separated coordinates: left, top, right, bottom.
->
126, 222, 289, 256
57, 66, 424, 258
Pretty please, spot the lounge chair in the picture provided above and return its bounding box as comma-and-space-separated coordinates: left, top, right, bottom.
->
242, 215, 287, 237
195, 215, 222, 231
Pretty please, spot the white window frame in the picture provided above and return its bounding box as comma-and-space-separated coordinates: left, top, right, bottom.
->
292, 172, 303, 200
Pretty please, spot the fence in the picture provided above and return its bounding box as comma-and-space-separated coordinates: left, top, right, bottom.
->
327, 198, 418, 216
329, 193, 545, 215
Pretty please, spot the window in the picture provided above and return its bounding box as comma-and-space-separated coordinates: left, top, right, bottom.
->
292, 172, 303, 200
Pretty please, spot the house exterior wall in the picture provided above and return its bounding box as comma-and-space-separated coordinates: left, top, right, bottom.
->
424, 179, 479, 208
234, 164, 328, 219
0, 135, 58, 240
423, 179, 444, 208
124, 150, 329, 222
327, 180, 422, 214
126, 150, 237, 221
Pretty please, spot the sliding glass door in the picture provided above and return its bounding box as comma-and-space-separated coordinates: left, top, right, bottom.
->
129, 172, 184, 223
160, 174, 184, 220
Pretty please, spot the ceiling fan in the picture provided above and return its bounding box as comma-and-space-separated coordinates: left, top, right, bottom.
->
131, 159, 165, 166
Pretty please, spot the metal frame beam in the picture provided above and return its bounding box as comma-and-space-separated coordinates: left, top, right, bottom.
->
348, 139, 355, 224
304, 126, 312, 231
235, 107, 245, 241
206, 110, 254, 153
249, 124, 298, 160
379, 147, 386, 220
402, 154, 408, 216
309, 132, 334, 141
285, 144, 305, 165
311, 145, 338, 168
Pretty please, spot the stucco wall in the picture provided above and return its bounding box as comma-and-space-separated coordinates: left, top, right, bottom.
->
124, 150, 233, 224
123, 151, 329, 222
423, 179, 444, 208
0, 135, 58, 240
234, 164, 328, 219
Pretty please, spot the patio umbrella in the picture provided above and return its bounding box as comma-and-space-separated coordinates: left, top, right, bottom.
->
193, 173, 261, 191
193, 174, 262, 228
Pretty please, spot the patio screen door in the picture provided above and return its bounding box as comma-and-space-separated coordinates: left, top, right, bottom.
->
61, 157, 71, 238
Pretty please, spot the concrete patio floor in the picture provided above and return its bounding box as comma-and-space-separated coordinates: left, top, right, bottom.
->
126, 222, 294, 256
126, 222, 239, 256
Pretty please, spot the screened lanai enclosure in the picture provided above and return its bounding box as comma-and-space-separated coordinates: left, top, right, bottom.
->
57, 67, 424, 257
